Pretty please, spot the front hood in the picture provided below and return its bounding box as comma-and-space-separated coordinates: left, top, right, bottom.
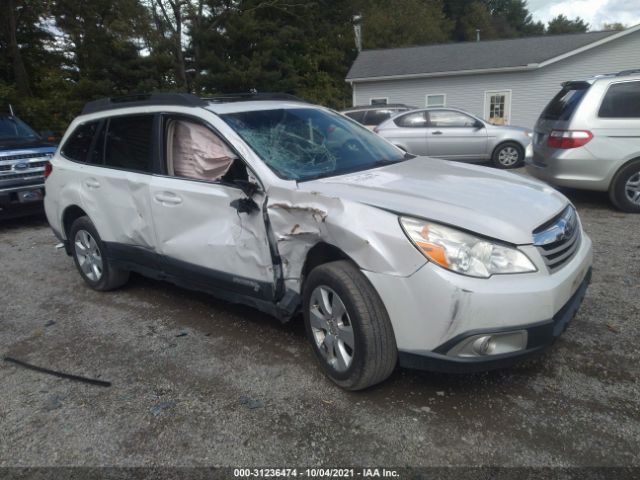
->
301, 158, 568, 245
0, 138, 56, 153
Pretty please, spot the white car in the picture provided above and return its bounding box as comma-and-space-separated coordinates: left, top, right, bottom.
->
44, 93, 593, 390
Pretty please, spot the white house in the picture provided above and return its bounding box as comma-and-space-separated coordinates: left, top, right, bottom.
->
346, 25, 640, 128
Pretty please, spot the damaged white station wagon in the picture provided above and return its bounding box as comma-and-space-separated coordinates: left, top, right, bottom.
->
44, 93, 593, 390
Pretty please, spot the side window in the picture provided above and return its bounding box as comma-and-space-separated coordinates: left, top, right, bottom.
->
61, 122, 99, 162
344, 111, 366, 123
428, 110, 476, 127
394, 111, 428, 128
599, 81, 640, 118
167, 118, 241, 183
104, 115, 154, 172
364, 109, 394, 126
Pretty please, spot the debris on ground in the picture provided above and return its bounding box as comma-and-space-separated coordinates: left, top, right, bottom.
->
175, 332, 188, 337
240, 395, 264, 410
45, 320, 56, 327
150, 401, 177, 417
44, 394, 64, 411
607, 323, 619, 333
3, 356, 112, 387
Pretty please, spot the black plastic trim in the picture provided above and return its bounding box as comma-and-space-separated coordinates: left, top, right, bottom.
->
82, 93, 207, 115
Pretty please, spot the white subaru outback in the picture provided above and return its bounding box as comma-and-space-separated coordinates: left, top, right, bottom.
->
44, 93, 593, 390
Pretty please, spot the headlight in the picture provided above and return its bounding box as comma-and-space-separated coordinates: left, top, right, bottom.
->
400, 217, 536, 278
525, 131, 533, 138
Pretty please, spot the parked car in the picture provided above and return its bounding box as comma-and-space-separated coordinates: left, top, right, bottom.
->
340, 104, 416, 129
45, 93, 592, 390
527, 70, 640, 213
375, 107, 533, 169
0, 110, 57, 219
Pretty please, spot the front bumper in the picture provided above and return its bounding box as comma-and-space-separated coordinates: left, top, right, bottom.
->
363, 232, 593, 373
398, 267, 591, 373
0, 183, 45, 220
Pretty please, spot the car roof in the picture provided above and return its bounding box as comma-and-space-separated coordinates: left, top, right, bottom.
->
569, 68, 640, 85
81, 92, 311, 117
341, 104, 416, 112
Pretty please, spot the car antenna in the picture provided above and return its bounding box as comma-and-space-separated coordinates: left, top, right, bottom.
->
8, 104, 14, 117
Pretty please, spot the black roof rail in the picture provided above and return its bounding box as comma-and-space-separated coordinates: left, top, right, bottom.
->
82, 93, 207, 115
616, 69, 640, 76
202, 92, 307, 103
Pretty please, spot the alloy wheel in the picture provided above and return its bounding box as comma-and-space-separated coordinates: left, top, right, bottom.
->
624, 172, 640, 205
308, 286, 355, 372
498, 146, 520, 167
74, 229, 103, 281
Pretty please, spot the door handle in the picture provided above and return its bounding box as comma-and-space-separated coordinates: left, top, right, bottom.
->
431, 131, 443, 135
84, 178, 100, 189
154, 192, 183, 206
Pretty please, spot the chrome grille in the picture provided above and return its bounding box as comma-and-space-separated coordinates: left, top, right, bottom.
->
0, 152, 48, 161
0, 170, 44, 181
533, 205, 581, 272
0, 160, 48, 172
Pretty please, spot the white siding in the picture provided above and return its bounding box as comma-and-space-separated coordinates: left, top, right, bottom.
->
351, 31, 640, 128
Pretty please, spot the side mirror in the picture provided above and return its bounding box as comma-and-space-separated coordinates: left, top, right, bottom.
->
230, 197, 259, 214
233, 179, 260, 198
474, 120, 485, 129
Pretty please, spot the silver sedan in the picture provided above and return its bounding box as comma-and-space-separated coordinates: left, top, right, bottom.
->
375, 107, 533, 169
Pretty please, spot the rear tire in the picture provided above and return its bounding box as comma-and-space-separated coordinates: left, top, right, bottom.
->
492, 142, 524, 169
303, 260, 397, 390
609, 159, 640, 213
69, 216, 129, 291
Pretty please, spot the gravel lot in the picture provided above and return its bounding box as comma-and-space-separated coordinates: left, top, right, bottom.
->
0, 177, 639, 468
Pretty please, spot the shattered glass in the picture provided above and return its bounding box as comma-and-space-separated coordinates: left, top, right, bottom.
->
222, 108, 405, 181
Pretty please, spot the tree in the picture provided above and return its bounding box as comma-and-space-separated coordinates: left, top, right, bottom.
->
447, 1, 497, 41
482, 0, 544, 37
355, 0, 453, 49
546, 14, 589, 34
603, 22, 626, 31
150, 0, 189, 89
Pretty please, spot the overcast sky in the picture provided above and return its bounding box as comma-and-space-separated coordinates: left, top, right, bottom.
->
528, 0, 640, 30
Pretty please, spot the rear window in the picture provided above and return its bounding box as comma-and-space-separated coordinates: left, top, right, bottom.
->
104, 115, 154, 172
364, 109, 394, 126
61, 121, 99, 162
541, 82, 590, 121
344, 111, 366, 123
599, 81, 640, 118
394, 111, 427, 128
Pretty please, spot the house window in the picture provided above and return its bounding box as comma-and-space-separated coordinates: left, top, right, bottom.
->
426, 94, 446, 108
370, 98, 388, 105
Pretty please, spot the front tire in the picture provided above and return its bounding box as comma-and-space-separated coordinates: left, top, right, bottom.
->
609, 159, 640, 213
69, 216, 129, 291
303, 260, 397, 390
492, 142, 524, 169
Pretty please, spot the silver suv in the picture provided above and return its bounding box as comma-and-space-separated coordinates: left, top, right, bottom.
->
375, 108, 533, 169
45, 93, 592, 390
527, 70, 640, 212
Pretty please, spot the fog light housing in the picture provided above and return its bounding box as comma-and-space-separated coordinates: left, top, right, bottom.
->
447, 330, 528, 358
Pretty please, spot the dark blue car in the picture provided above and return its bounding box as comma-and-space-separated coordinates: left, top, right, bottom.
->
0, 114, 57, 219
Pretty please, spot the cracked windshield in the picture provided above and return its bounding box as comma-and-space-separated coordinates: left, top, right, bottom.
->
222, 107, 406, 181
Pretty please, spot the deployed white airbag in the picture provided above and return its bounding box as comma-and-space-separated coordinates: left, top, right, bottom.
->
170, 120, 237, 181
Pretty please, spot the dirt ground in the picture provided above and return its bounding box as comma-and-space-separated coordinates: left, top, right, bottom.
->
0, 179, 638, 469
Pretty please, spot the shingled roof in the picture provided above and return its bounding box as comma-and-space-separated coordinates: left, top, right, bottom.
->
347, 30, 623, 81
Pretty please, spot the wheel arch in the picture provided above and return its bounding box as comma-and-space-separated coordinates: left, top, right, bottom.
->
491, 139, 525, 158
301, 242, 358, 287
62, 205, 89, 239
608, 155, 640, 190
